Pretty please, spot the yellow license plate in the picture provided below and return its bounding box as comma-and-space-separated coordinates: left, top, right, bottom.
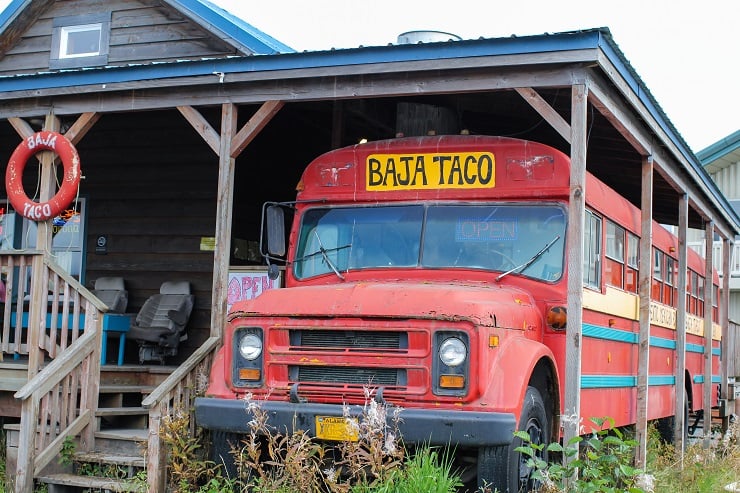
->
315, 416, 359, 442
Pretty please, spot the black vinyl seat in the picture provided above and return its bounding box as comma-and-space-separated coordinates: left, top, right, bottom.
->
128, 281, 194, 364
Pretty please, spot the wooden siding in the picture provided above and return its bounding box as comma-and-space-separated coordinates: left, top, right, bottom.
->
0, 0, 237, 76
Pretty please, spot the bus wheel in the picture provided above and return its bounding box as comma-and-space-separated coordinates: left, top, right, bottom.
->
478, 386, 549, 492
656, 396, 689, 444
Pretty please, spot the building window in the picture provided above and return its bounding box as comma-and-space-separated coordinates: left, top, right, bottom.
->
50, 13, 110, 69
60, 23, 102, 58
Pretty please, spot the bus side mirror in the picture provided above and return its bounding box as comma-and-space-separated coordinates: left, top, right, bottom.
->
267, 263, 281, 281
265, 205, 286, 256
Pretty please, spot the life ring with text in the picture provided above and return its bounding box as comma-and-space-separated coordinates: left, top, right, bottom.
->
5, 131, 81, 221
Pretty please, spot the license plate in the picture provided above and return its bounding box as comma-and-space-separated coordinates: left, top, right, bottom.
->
315, 416, 359, 442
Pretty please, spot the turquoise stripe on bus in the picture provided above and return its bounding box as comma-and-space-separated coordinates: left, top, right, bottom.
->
580, 375, 675, 388
582, 324, 637, 343
686, 343, 704, 353
583, 324, 678, 351
649, 336, 676, 349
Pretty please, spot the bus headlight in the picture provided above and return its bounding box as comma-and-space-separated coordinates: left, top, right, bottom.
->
439, 337, 467, 367
239, 333, 263, 360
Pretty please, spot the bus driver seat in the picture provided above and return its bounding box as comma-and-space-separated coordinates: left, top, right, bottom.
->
128, 281, 194, 364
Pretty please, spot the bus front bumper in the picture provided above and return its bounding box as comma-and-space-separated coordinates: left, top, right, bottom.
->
194, 396, 516, 447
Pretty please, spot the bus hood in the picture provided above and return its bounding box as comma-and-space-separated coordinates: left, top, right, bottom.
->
229, 280, 539, 329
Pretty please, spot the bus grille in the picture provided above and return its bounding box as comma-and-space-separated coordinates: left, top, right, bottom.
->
292, 366, 404, 386
290, 329, 406, 350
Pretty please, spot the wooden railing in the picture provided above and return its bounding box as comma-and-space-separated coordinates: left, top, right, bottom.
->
1, 251, 107, 493
141, 336, 221, 491
3, 250, 223, 491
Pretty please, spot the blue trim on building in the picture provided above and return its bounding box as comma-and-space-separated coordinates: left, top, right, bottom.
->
0, 0, 26, 32
168, 0, 294, 54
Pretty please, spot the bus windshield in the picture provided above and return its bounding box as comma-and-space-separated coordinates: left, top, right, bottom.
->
294, 203, 566, 281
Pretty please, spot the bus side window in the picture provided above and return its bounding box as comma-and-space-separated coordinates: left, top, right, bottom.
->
605, 220, 625, 289
583, 210, 602, 289
625, 232, 639, 293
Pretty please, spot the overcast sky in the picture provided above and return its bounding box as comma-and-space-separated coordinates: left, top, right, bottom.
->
1, 0, 737, 153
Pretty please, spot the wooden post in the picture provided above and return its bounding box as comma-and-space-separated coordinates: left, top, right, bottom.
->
703, 222, 714, 445
210, 104, 238, 339
27, 114, 60, 377
720, 236, 731, 434
674, 194, 688, 459
563, 83, 587, 448
635, 155, 653, 468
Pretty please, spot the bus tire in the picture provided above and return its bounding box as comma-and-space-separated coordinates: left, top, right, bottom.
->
656, 396, 689, 444
477, 386, 549, 492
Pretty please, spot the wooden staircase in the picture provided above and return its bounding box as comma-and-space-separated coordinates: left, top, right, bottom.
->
7, 365, 173, 493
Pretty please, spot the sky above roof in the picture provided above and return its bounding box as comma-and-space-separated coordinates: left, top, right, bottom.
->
0, 0, 736, 154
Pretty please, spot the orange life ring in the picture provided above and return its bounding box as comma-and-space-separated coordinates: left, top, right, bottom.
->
5, 131, 81, 221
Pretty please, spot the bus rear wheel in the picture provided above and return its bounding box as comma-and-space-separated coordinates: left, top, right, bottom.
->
477, 386, 549, 492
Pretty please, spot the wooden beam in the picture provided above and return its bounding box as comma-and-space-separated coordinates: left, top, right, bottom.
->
8, 117, 34, 139
63, 112, 100, 145
563, 83, 588, 450
0, 50, 599, 109
177, 106, 221, 155
0, 64, 584, 119
635, 155, 653, 468
515, 87, 571, 144
675, 193, 688, 458
230, 100, 284, 158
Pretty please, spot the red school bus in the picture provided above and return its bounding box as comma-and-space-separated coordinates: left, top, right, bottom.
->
194, 134, 721, 492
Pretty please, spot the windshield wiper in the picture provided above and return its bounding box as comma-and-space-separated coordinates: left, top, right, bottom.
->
294, 230, 349, 280
496, 235, 561, 282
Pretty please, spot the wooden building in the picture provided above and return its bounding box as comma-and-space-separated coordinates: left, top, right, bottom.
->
0, 0, 737, 491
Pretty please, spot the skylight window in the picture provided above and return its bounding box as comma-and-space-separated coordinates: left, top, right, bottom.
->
59, 23, 102, 58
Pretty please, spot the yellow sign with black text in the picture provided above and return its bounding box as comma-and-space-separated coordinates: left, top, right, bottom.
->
366, 152, 495, 191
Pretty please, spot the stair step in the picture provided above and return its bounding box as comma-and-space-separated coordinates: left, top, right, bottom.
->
94, 428, 148, 456
37, 473, 145, 492
99, 385, 154, 394
74, 451, 145, 468
96, 407, 149, 417
96, 428, 148, 441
